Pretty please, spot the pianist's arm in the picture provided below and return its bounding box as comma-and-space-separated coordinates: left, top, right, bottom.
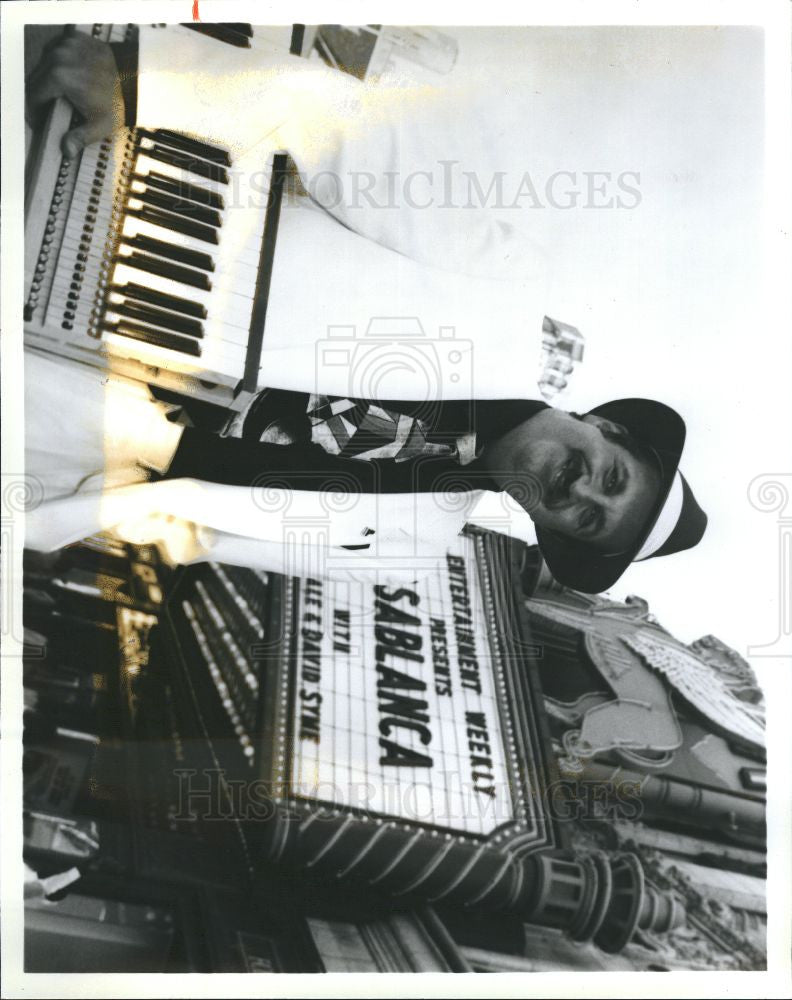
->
28, 26, 546, 284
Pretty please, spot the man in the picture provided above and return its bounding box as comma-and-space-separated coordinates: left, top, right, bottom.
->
24, 27, 707, 592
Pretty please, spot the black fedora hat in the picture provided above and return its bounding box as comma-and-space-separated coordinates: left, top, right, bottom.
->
535, 398, 708, 593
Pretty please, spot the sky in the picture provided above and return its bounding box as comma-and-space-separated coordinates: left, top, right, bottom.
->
410, 26, 786, 682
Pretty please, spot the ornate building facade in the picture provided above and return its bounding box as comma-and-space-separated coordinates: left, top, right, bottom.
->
509, 553, 767, 971
22, 533, 765, 972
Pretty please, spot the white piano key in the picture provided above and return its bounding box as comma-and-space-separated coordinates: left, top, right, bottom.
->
105, 289, 254, 351
111, 261, 253, 335
120, 214, 259, 275
137, 134, 230, 178
134, 151, 228, 202
102, 331, 243, 383
127, 177, 221, 228
103, 308, 243, 367
103, 309, 245, 369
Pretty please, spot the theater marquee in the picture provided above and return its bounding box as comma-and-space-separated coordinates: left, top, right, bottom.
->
264, 528, 557, 852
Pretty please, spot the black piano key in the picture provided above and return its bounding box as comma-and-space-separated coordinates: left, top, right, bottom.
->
290, 25, 306, 55
112, 299, 204, 339
127, 205, 219, 245
141, 129, 232, 168
114, 282, 207, 320
226, 23, 253, 37
119, 250, 211, 291
132, 185, 222, 228
103, 319, 202, 357
143, 171, 224, 211
137, 139, 229, 185
125, 234, 215, 273
183, 23, 252, 48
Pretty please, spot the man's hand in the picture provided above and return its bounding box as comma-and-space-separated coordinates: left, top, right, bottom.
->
26, 32, 124, 157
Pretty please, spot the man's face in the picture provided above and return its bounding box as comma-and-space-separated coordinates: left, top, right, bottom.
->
482, 410, 662, 553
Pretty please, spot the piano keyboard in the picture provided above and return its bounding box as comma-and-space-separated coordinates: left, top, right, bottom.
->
24, 23, 293, 410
